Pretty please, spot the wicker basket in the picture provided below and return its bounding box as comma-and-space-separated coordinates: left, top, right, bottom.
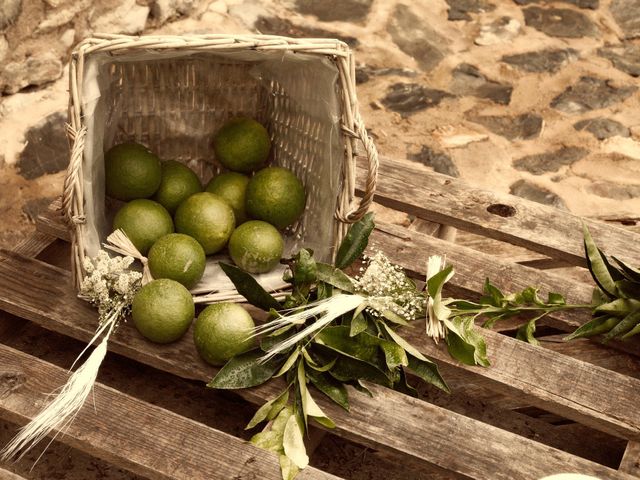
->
62, 33, 378, 302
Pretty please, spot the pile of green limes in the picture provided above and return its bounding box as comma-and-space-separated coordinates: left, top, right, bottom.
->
105, 118, 306, 365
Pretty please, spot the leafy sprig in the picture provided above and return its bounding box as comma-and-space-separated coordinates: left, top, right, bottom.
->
432, 224, 640, 345
207, 213, 485, 479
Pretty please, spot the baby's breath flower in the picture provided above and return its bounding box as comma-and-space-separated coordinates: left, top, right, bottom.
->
354, 251, 425, 322
80, 251, 141, 328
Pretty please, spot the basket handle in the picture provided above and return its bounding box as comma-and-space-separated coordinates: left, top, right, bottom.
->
338, 113, 379, 223
62, 124, 87, 227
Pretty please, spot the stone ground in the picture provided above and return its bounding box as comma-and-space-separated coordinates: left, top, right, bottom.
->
1, 0, 640, 478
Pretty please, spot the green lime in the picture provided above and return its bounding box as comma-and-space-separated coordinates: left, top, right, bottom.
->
153, 160, 202, 214
213, 118, 271, 173
113, 199, 174, 255
148, 233, 206, 289
174, 192, 235, 255
245, 166, 306, 229
193, 303, 255, 366
228, 220, 284, 274
132, 279, 195, 344
105, 142, 162, 201
205, 172, 250, 224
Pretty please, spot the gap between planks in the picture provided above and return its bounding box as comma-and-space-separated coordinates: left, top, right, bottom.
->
0, 343, 338, 480
0, 251, 636, 479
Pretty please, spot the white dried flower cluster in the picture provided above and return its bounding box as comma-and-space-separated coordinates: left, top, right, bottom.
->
354, 251, 425, 322
80, 251, 141, 318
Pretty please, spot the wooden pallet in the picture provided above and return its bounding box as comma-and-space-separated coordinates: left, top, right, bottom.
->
1, 157, 640, 479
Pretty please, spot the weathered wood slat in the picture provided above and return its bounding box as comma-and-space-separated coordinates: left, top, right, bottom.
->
14, 231, 56, 257
0, 344, 338, 480
0, 467, 28, 480
620, 441, 640, 475
357, 156, 640, 266
35, 200, 69, 242
0, 250, 636, 479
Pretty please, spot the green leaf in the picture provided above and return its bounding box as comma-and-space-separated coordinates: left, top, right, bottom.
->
316, 281, 333, 300
444, 316, 490, 367
335, 212, 375, 269
591, 287, 609, 307
219, 263, 281, 311
612, 256, 640, 283
616, 280, 640, 299
394, 368, 418, 398
283, 413, 309, 469
583, 225, 617, 297
621, 321, 640, 340
379, 339, 409, 369
246, 389, 290, 430
350, 380, 373, 397
427, 265, 454, 299
316, 263, 355, 292
298, 362, 334, 429
595, 298, 640, 317
208, 349, 282, 389
379, 322, 429, 362
275, 349, 300, 378
303, 349, 337, 372
328, 353, 393, 387
604, 309, 640, 342
279, 454, 300, 480
516, 318, 540, 346
293, 249, 317, 285
307, 369, 350, 411
250, 405, 293, 452
481, 278, 505, 307
565, 316, 619, 341
547, 292, 566, 305
520, 287, 543, 306
406, 354, 450, 393
449, 300, 482, 310
350, 312, 369, 337
315, 326, 383, 367
381, 309, 410, 326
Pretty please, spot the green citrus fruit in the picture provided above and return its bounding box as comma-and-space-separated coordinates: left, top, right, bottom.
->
153, 160, 202, 214
113, 199, 174, 255
213, 118, 271, 173
132, 278, 195, 344
205, 172, 250, 224
228, 220, 284, 274
193, 303, 255, 366
245, 166, 306, 229
105, 142, 162, 201
174, 192, 235, 255
147, 233, 207, 289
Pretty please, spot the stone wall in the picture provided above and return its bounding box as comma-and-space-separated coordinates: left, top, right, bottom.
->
0, 0, 639, 249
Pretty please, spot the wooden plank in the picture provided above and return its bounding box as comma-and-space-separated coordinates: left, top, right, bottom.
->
0, 344, 338, 480
0, 251, 636, 479
35, 199, 69, 242
620, 441, 640, 475
0, 468, 28, 480
539, 335, 640, 379
13, 231, 56, 257
357, 156, 640, 266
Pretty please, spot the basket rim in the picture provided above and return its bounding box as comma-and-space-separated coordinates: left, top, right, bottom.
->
72, 33, 353, 59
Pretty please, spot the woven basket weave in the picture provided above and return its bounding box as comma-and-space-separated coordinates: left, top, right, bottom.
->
62, 33, 378, 301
